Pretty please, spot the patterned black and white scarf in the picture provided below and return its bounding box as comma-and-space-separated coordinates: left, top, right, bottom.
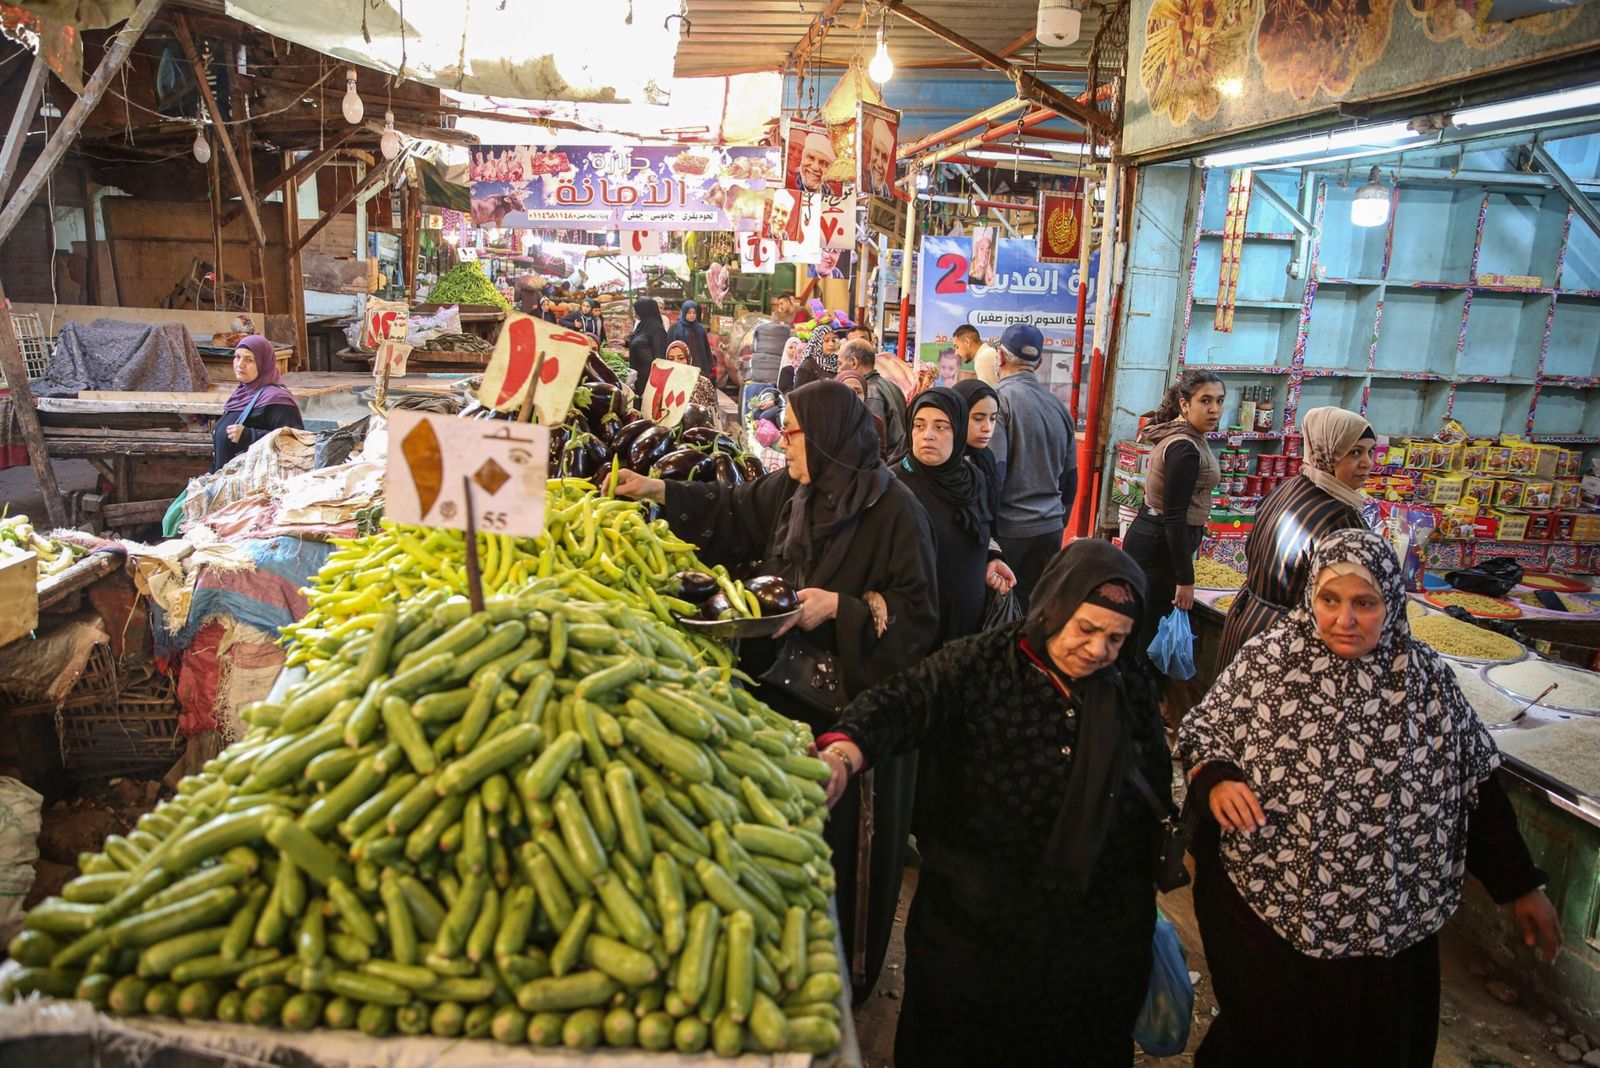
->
1178, 528, 1500, 959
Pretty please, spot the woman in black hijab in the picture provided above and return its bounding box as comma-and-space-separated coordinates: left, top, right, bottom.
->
898, 387, 1013, 644
614, 379, 939, 999
667, 299, 714, 377
952, 378, 1003, 519
816, 539, 1170, 1067
625, 297, 668, 390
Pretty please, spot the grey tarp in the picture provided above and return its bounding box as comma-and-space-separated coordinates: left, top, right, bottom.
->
32, 319, 210, 397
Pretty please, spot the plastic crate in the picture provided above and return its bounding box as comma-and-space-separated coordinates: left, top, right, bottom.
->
2, 313, 51, 383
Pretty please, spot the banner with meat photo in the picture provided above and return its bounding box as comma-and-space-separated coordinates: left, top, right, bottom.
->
478, 313, 591, 425
642, 359, 703, 427
784, 118, 845, 196
856, 103, 901, 200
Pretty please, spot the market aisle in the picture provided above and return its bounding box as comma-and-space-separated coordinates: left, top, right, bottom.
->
853, 869, 1578, 1067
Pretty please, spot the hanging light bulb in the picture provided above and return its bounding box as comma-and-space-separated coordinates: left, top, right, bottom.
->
868, 25, 894, 84
341, 67, 364, 125
193, 122, 211, 165
1036, 0, 1082, 47
914, 170, 930, 191
1351, 165, 1391, 228
380, 110, 401, 160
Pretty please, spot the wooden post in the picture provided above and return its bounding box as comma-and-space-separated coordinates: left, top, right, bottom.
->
238, 120, 269, 315
294, 160, 393, 257
80, 169, 99, 304
220, 126, 356, 229
0, 282, 66, 527
0, 0, 164, 248
402, 180, 417, 302
0, 55, 47, 201
171, 12, 268, 249
208, 138, 225, 310
281, 151, 309, 370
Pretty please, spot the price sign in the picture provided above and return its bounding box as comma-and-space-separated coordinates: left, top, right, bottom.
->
386, 410, 549, 537
619, 229, 667, 257
478, 312, 591, 424
361, 297, 408, 351
373, 339, 411, 379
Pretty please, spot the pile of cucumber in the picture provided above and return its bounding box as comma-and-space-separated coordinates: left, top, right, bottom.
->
6, 581, 844, 1056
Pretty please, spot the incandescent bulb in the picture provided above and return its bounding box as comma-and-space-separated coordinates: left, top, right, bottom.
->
193, 125, 211, 165
1351, 166, 1390, 228
868, 37, 894, 84
915, 170, 930, 191
341, 67, 363, 125
380, 110, 400, 160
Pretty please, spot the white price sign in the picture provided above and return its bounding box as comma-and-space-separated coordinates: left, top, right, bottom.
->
386, 410, 549, 537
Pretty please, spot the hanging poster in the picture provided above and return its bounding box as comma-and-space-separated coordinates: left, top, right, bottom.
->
809, 249, 852, 280
1036, 190, 1083, 264
856, 102, 901, 199
968, 226, 1000, 287
477, 313, 592, 424
618, 230, 667, 257
817, 192, 856, 251
916, 235, 1098, 372
784, 119, 844, 195
763, 189, 803, 242
468, 144, 781, 231
739, 232, 778, 274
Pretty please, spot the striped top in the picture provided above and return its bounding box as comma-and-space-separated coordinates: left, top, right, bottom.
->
1215, 474, 1365, 671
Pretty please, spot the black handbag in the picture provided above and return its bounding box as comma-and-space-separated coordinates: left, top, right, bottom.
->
1129, 765, 1194, 893
759, 637, 848, 715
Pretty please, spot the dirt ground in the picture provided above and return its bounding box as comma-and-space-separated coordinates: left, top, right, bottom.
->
853, 867, 1585, 1067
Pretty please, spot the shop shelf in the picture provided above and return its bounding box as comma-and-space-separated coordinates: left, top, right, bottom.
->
1475, 190, 1566, 285
1199, 169, 1305, 234
1316, 184, 1389, 280
1544, 297, 1600, 379
1184, 305, 1302, 367
1314, 275, 1386, 287
1387, 185, 1478, 285
1558, 209, 1600, 292
1365, 378, 1449, 435
1449, 382, 1537, 437
1303, 285, 1380, 372
1458, 290, 1550, 381
1205, 430, 1284, 442
1189, 363, 1296, 374
1200, 231, 1299, 241
1194, 238, 1299, 304
1529, 386, 1600, 439
1192, 298, 1303, 309
1299, 367, 1368, 377
1369, 371, 1449, 381
1373, 288, 1466, 373
1295, 375, 1366, 416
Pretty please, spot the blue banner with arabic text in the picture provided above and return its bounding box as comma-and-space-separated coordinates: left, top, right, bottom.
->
916, 236, 1097, 382
468, 144, 781, 232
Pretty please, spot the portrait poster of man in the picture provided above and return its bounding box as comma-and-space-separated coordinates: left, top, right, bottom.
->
784, 119, 843, 195
763, 189, 802, 242
969, 225, 1000, 287
856, 103, 901, 199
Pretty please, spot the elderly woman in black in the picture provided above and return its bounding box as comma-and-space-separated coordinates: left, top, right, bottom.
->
1180, 529, 1560, 1067
816, 540, 1170, 1066
613, 379, 939, 997
898, 387, 1014, 645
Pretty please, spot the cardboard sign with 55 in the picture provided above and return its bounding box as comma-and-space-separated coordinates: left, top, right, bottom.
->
386, 409, 549, 538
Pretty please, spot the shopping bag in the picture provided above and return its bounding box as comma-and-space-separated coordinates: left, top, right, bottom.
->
1147, 608, 1196, 679
981, 587, 1023, 631
1133, 909, 1194, 1056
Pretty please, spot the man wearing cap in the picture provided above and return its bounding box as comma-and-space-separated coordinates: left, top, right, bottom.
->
796, 132, 836, 193
990, 323, 1077, 610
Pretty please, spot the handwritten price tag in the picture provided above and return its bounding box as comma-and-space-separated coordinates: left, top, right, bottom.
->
387, 410, 550, 537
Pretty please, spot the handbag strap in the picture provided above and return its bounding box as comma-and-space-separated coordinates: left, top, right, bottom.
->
1127, 764, 1181, 824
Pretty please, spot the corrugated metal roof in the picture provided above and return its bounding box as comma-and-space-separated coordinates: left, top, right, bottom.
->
675, 0, 1099, 78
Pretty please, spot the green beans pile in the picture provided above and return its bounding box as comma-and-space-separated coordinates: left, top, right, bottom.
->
7, 583, 843, 1055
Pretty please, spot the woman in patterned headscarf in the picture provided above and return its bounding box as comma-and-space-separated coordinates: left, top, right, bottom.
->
1179, 529, 1559, 1067
1215, 406, 1376, 670
793, 324, 837, 388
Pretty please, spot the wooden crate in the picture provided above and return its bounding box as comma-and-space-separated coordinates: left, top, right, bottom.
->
0, 551, 38, 647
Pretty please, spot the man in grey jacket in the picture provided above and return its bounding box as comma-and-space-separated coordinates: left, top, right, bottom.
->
748, 309, 793, 387
989, 324, 1077, 610
840, 340, 908, 463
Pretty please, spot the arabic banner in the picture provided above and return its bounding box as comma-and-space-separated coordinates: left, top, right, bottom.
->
469, 144, 781, 232
916, 235, 1098, 377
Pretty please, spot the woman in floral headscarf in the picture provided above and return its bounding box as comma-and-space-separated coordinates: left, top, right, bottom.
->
793, 324, 837, 389
1179, 529, 1559, 1067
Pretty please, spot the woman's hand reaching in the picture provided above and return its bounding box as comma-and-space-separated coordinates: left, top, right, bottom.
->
773, 588, 839, 637
1209, 779, 1266, 835
610, 469, 666, 503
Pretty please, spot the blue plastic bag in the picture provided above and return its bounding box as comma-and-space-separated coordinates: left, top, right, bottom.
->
1133, 910, 1194, 1056
1147, 608, 1196, 679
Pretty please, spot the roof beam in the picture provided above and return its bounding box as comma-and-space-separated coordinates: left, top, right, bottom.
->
787, 0, 852, 72
884, 1, 1111, 134
219, 124, 358, 229
172, 11, 268, 247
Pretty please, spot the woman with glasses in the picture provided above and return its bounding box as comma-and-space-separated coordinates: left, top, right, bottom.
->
613, 379, 939, 1000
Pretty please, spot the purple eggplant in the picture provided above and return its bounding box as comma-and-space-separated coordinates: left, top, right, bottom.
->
745, 574, 799, 614
611, 418, 655, 458
712, 453, 744, 487
596, 411, 624, 445
677, 426, 720, 450
628, 425, 677, 471
701, 591, 738, 621
584, 383, 625, 427
738, 455, 766, 482
673, 571, 720, 603
563, 433, 610, 480
548, 426, 571, 476
679, 403, 716, 432
585, 351, 621, 387
687, 453, 718, 481
564, 410, 591, 437
653, 447, 707, 481
713, 434, 742, 455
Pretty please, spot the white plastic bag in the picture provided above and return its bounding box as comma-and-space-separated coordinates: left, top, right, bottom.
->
0, 776, 43, 941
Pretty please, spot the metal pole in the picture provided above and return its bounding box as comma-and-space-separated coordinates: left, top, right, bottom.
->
1077, 163, 1120, 538
896, 171, 919, 362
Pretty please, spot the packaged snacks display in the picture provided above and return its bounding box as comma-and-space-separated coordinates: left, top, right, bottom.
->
1523, 480, 1555, 510
1493, 480, 1527, 508
1492, 510, 1530, 541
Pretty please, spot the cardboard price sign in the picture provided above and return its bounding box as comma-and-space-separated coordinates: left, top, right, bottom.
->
361, 297, 409, 351
619, 229, 667, 257
387, 410, 549, 537
373, 339, 411, 379
642, 359, 703, 427
478, 312, 591, 425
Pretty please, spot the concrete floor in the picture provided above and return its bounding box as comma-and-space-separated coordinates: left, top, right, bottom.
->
0, 459, 97, 523
853, 867, 1581, 1067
